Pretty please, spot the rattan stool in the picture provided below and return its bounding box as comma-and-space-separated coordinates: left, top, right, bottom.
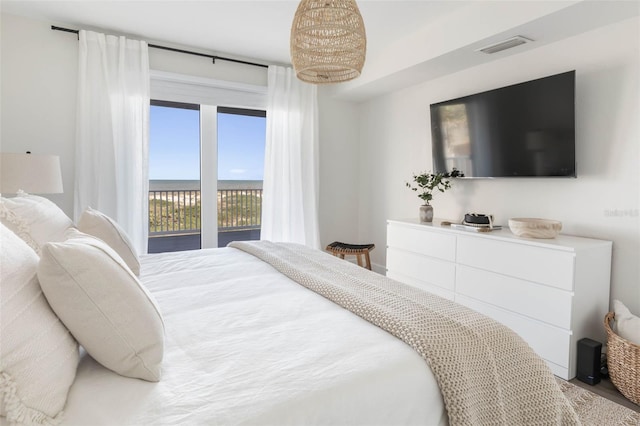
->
326, 241, 375, 270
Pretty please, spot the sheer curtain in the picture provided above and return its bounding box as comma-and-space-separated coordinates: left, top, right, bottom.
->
74, 30, 150, 253
261, 66, 320, 248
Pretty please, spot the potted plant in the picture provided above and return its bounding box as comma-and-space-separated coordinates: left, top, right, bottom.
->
406, 169, 463, 222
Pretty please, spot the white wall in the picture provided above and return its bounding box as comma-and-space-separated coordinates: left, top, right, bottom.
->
357, 17, 640, 313
0, 13, 361, 249
318, 92, 360, 248
1, 14, 78, 213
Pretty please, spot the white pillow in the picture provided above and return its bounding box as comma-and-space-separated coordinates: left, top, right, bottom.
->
0, 192, 73, 254
0, 223, 79, 424
77, 206, 140, 275
613, 299, 640, 345
38, 228, 164, 382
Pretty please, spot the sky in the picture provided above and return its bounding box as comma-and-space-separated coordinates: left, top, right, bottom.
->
149, 105, 266, 181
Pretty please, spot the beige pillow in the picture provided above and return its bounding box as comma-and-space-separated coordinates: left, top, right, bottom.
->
613, 299, 640, 345
38, 228, 164, 382
0, 223, 78, 424
77, 206, 140, 275
0, 192, 73, 254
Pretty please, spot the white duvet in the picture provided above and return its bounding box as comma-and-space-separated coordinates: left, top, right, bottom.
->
60, 247, 447, 425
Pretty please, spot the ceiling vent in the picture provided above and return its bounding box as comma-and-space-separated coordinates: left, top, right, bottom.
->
476, 36, 533, 54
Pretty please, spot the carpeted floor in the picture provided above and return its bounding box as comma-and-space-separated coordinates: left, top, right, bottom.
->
558, 379, 640, 425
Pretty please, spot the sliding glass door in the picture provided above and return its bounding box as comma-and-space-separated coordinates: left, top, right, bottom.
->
148, 100, 201, 253
216, 107, 266, 247
148, 101, 266, 253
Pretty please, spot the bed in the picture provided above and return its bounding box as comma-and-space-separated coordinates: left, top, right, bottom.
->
62, 246, 449, 425
1, 194, 579, 426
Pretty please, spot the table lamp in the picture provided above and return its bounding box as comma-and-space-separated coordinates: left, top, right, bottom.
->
0, 152, 63, 194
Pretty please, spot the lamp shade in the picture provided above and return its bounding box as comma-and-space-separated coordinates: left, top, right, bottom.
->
290, 0, 366, 84
0, 153, 63, 194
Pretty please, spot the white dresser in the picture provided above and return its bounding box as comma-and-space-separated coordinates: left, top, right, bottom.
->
386, 218, 612, 380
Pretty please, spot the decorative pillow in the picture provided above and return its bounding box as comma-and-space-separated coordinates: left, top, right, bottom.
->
0, 223, 78, 425
0, 192, 73, 254
37, 228, 164, 382
77, 206, 140, 275
613, 299, 640, 345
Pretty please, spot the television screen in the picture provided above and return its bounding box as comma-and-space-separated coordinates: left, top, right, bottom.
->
431, 70, 576, 178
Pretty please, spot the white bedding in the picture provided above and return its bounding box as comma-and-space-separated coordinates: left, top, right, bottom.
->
59, 247, 447, 425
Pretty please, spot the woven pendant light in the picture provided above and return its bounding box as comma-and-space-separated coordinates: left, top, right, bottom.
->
290, 0, 366, 84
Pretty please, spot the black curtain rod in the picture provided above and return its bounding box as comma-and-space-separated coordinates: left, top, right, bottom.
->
51, 25, 269, 69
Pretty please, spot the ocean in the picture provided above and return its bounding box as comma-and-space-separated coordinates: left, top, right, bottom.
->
149, 180, 263, 191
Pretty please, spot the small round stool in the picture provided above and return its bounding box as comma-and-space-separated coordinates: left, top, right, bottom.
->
326, 241, 375, 270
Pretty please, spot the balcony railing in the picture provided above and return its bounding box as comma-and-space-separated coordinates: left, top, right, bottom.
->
148, 180, 262, 236
217, 189, 262, 231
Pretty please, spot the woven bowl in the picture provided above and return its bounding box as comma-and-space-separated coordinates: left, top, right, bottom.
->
508, 218, 562, 239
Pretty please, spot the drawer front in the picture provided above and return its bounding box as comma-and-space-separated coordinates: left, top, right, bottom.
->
387, 270, 455, 301
387, 247, 455, 291
456, 265, 573, 329
456, 236, 575, 290
456, 295, 571, 369
545, 361, 570, 380
387, 223, 455, 262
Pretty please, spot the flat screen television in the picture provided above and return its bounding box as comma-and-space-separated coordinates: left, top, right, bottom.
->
431, 70, 576, 178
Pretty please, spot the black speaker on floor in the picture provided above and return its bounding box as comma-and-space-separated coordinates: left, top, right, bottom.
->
577, 338, 602, 385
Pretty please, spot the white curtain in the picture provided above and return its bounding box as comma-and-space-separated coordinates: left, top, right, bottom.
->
261, 66, 320, 248
74, 30, 150, 253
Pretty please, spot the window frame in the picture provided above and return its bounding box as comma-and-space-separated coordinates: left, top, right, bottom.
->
149, 71, 267, 249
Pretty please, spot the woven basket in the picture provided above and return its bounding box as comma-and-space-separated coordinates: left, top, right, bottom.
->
604, 312, 640, 405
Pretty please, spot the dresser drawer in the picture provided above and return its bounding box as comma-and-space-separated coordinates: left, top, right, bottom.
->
387, 223, 455, 262
387, 270, 455, 301
456, 236, 575, 290
387, 247, 455, 291
456, 265, 573, 329
456, 295, 571, 372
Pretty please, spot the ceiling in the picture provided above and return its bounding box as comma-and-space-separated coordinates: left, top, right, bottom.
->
2, 1, 639, 101
0, 1, 468, 65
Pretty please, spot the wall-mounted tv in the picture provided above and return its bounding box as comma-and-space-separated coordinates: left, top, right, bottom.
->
431, 70, 576, 178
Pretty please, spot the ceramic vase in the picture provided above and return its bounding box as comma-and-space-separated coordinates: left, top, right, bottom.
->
419, 205, 434, 223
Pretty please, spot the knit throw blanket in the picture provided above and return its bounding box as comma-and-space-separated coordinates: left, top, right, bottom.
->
230, 241, 580, 426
